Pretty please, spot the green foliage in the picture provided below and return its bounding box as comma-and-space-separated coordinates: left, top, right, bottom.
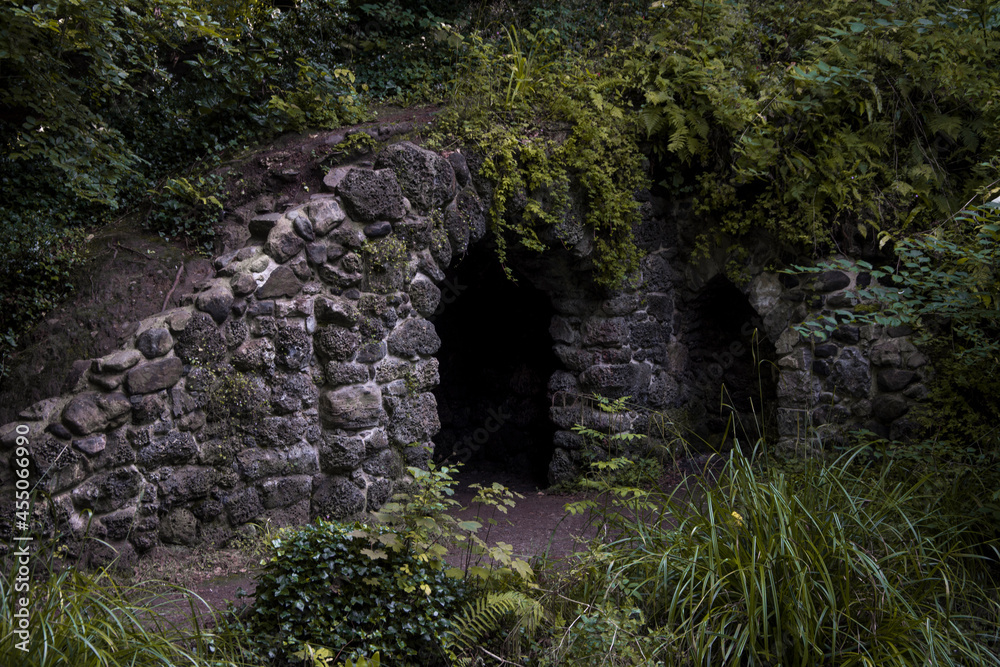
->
229, 462, 536, 665
0, 0, 371, 367
360, 235, 408, 273
361, 235, 409, 293
196, 363, 270, 430
144, 175, 224, 254
436, 25, 648, 286
369, 462, 533, 583
0, 215, 87, 379
441, 590, 544, 665
341, 1, 463, 102
0, 536, 240, 666
0, 0, 228, 207
236, 519, 469, 666
844, 433, 1000, 540
634, 0, 1000, 252
336, 131, 380, 159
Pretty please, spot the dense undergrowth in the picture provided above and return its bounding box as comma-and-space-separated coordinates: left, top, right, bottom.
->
5, 0, 999, 368
4, 428, 999, 666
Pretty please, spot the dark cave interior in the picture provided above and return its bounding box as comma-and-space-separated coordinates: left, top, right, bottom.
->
430, 246, 558, 488
686, 275, 778, 444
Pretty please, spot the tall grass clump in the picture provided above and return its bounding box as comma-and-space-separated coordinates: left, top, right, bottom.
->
565, 445, 1000, 666
0, 538, 239, 667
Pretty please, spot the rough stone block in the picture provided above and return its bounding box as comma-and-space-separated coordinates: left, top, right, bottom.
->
314, 296, 360, 327
136, 328, 174, 359
815, 270, 851, 292
290, 210, 315, 242
337, 168, 406, 222
136, 431, 198, 468
408, 275, 441, 317
266, 216, 305, 263
249, 212, 282, 237
225, 487, 264, 526
160, 508, 199, 546
873, 395, 909, 422
362, 448, 402, 478
174, 313, 226, 365
319, 434, 365, 473
257, 265, 303, 299
62, 393, 111, 436
95, 349, 143, 374
196, 283, 234, 325
236, 443, 318, 481
271, 373, 319, 414
384, 392, 440, 446
320, 384, 384, 429
312, 474, 366, 519
260, 475, 313, 510
126, 357, 184, 395
314, 326, 360, 362
386, 318, 440, 357
275, 323, 312, 370
877, 369, 916, 392
374, 142, 457, 213
581, 317, 628, 347
255, 414, 309, 449
71, 467, 143, 513
325, 361, 370, 386
306, 198, 346, 236
366, 477, 394, 509
830, 347, 871, 398
73, 434, 106, 455
232, 338, 276, 372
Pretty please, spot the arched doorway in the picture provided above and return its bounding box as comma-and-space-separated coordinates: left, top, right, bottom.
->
430, 245, 558, 487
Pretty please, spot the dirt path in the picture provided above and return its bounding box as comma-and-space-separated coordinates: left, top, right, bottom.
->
131, 468, 602, 628
129, 461, 700, 631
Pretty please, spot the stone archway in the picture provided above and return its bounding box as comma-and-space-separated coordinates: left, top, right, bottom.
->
0, 138, 931, 559
682, 275, 778, 447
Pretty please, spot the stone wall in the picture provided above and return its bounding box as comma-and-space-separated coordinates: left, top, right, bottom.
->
0, 138, 933, 558
749, 268, 931, 450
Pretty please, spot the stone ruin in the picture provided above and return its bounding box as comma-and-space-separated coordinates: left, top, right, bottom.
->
0, 138, 933, 559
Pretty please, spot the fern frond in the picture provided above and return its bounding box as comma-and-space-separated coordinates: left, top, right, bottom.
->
639, 106, 670, 137
443, 590, 544, 661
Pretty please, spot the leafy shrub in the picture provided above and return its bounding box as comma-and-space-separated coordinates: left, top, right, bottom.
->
238, 519, 470, 666
0, 210, 87, 380
636, 0, 1000, 254
433, 26, 648, 287
193, 362, 271, 430
144, 175, 224, 254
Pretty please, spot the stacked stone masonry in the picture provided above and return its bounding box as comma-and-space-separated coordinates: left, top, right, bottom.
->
0, 138, 931, 557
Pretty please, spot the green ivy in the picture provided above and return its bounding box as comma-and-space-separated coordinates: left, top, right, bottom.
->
237, 520, 470, 666
789, 200, 1000, 446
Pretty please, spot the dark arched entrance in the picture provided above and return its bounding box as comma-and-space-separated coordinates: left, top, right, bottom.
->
686, 275, 778, 446
430, 245, 558, 487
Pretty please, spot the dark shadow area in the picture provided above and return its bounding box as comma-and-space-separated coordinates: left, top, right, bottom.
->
431, 245, 558, 488
685, 275, 778, 445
